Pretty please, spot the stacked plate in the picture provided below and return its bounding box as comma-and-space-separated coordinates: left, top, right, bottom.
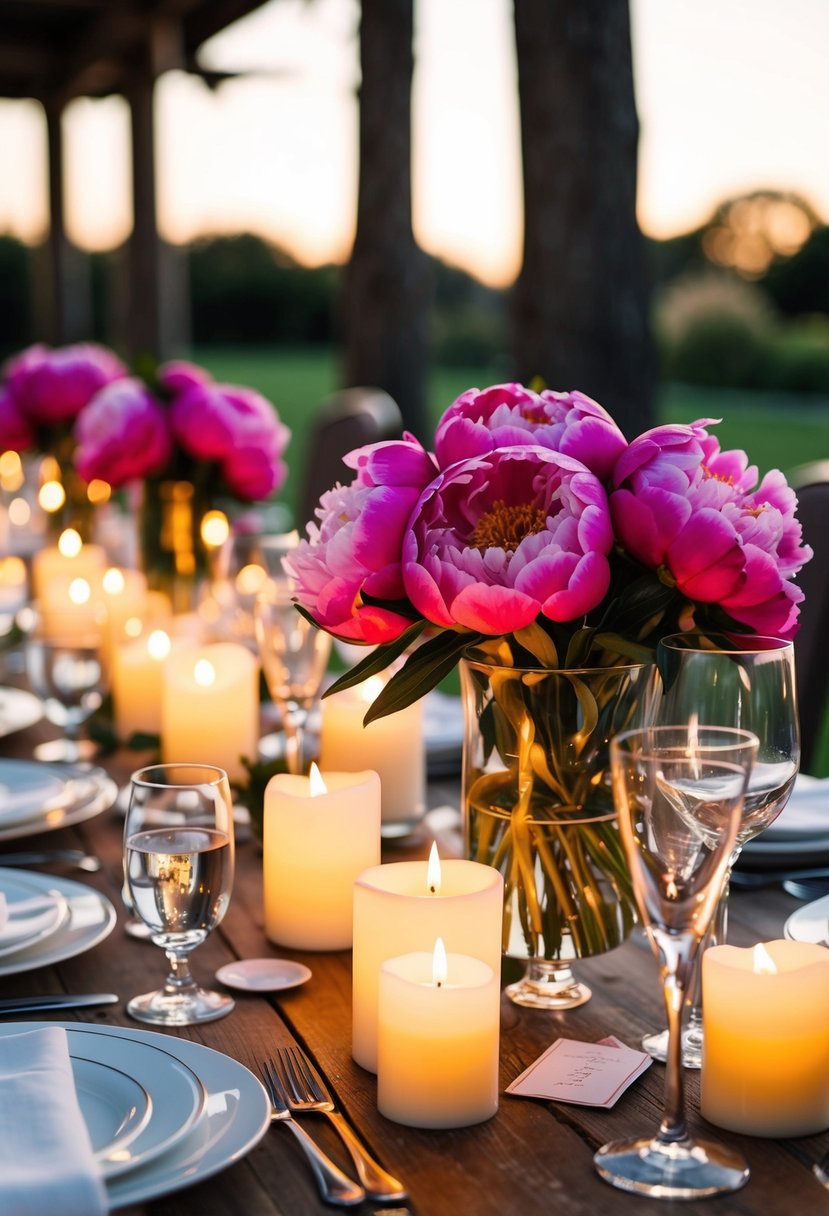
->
0, 758, 117, 842
0, 1020, 271, 1208
0, 868, 116, 976
738, 774, 829, 870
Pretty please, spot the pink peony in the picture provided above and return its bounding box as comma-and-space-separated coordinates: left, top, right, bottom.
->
74, 379, 172, 488
611, 420, 811, 639
403, 445, 613, 634
157, 360, 213, 396
0, 387, 35, 450
4, 343, 128, 424
434, 383, 627, 481
286, 436, 438, 644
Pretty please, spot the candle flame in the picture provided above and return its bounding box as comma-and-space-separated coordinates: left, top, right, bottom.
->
124, 616, 143, 638
432, 937, 448, 987
68, 577, 91, 605
39, 481, 66, 513
309, 762, 328, 797
235, 564, 267, 597
427, 841, 442, 895
58, 528, 82, 557
753, 943, 777, 975
201, 510, 230, 549
361, 675, 386, 703
102, 567, 126, 596
194, 658, 216, 687
147, 629, 172, 661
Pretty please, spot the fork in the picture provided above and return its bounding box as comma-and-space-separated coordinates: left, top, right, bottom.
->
260, 1058, 365, 1207
273, 1045, 408, 1202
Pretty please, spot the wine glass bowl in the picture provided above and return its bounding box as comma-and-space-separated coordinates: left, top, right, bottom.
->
255, 576, 332, 774
123, 763, 235, 1026
594, 724, 757, 1199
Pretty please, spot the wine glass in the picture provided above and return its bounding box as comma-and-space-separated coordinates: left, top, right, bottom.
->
594, 724, 758, 1199
254, 576, 332, 775
123, 763, 235, 1025
642, 634, 799, 1066
23, 602, 109, 763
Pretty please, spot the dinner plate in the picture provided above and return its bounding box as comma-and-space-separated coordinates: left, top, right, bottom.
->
737, 834, 829, 870
0, 869, 116, 977
0, 760, 118, 842
4, 1021, 271, 1209
215, 957, 312, 992
784, 894, 829, 945
758, 774, 829, 842
0, 687, 42, 738
0, 869, 70, 958
70, 1057, 152, 1173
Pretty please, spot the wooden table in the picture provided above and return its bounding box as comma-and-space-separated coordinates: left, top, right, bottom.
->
2, 715, 829, 1216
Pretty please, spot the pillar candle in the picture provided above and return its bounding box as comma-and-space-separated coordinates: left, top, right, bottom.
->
263, 766, 381, 950
702, 939, 829, 1136
378, 944, 500, 1128
31, 532, 106, 600
38, 574, 106, 643
112, 628, 176, 739
161, 642, 259, 782
320, 676, 425, 834
100, 567, 148, 658
352, 853, 503, 1072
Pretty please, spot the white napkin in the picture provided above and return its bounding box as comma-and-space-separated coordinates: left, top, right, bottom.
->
760, 774, 829, 842
0, 1026, 107, 1216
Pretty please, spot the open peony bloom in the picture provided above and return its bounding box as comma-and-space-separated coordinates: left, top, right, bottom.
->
611, 420, 811, 639
286, 436, 438, 644
4, 343, 128, 425
74, 379, 173, 488
0, 387, 35, 451
402, 445, 613, 634
434, 383, 627, 481
157, 360, 213, 396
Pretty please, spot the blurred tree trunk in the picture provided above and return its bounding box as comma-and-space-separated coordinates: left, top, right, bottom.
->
511, 0, 655, 439
342, 0, 432, 441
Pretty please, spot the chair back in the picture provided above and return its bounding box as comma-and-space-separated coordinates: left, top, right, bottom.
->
790, 460, 829, 772
296, 387, 403, 534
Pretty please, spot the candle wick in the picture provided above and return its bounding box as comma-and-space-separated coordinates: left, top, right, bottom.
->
436, 981, 442, 988
430, 885, 436, 894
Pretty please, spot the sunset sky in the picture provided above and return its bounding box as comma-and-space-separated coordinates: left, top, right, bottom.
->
0, 0, 827, 287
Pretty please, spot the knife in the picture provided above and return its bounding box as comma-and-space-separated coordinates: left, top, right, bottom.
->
0, 993, 118, 1015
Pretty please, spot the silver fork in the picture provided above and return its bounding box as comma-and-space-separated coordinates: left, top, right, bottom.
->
273, 1045, 408, 1202
260, 1058, 365, 1207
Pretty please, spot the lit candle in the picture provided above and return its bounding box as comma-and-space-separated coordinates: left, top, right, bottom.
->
352, 846, 503, 1072
161, 642, 259, 781
702, 939, 829, 1136
320, 675, 426, 835
377, 938, 500, 1128
0, 555, 27, 614
112, 627, 174, 739
263, 764, 381, 950
100, 566, 148, 658
38, 574, 105, 643
31, 528, 106, 600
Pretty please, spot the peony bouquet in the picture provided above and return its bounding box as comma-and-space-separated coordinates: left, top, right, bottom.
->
288, 383, 812, 972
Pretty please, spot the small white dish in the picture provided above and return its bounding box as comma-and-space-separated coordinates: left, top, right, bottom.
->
215, 958, 312, 992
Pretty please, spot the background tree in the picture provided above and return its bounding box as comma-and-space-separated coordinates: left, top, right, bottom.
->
342, 0, 431, 440
511, 0, 655, 438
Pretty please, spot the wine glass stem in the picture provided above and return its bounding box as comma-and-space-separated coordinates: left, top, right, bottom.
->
163, 948, 198, 996
658, 956, 693, 1143
687, 867, 733, 1032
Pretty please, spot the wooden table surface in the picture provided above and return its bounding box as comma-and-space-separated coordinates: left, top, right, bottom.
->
2, 712, 829, 1216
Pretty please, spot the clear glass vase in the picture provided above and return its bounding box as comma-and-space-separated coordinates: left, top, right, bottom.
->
139, 479, 211, 614
460, 657, 659, 1009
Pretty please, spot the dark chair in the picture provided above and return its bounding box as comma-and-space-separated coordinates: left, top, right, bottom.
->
296, 387, 403, 535
789, 460, 829, 772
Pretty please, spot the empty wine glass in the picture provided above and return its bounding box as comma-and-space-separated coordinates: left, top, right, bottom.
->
642, 634, 799, 1066
23, 600, 108, 763
255, 576, 332, 774
123, 763, 235, 1025
594, 724, 757, 1199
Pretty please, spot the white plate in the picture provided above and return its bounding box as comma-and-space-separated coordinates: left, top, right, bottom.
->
0, 759, 71, 825
60, 1026, 207, 1180
738, 834, 829, 870
0, 761, 117, 842
0, 869, 116, 977
4, 1021, 271, 1209
216, 957, 312, 992
0, 687, 42, 738
0, 870, 69, 958
71, 1056, 152, 1173
758, 774, 829, 842
784, 894, 829, 944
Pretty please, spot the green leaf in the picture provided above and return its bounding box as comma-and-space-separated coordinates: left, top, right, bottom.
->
364, 629, 483, 724
513, 623, 559, 668
323, 619, 428, 697
602, 573, 678, 638
593, 632, 655, 664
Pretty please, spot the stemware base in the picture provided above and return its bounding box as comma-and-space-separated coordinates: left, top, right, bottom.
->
642, 1022, 703, 1069
594, 1133, 749, 1198
127, 985, 235, 1026
505, 960, 591, 1010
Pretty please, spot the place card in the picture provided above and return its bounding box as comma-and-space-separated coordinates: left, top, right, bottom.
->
506, 1036, 651, 1109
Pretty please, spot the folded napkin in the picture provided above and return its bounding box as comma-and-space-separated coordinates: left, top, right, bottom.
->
0, 1026, 107, 1216
760, 774, 829, 842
